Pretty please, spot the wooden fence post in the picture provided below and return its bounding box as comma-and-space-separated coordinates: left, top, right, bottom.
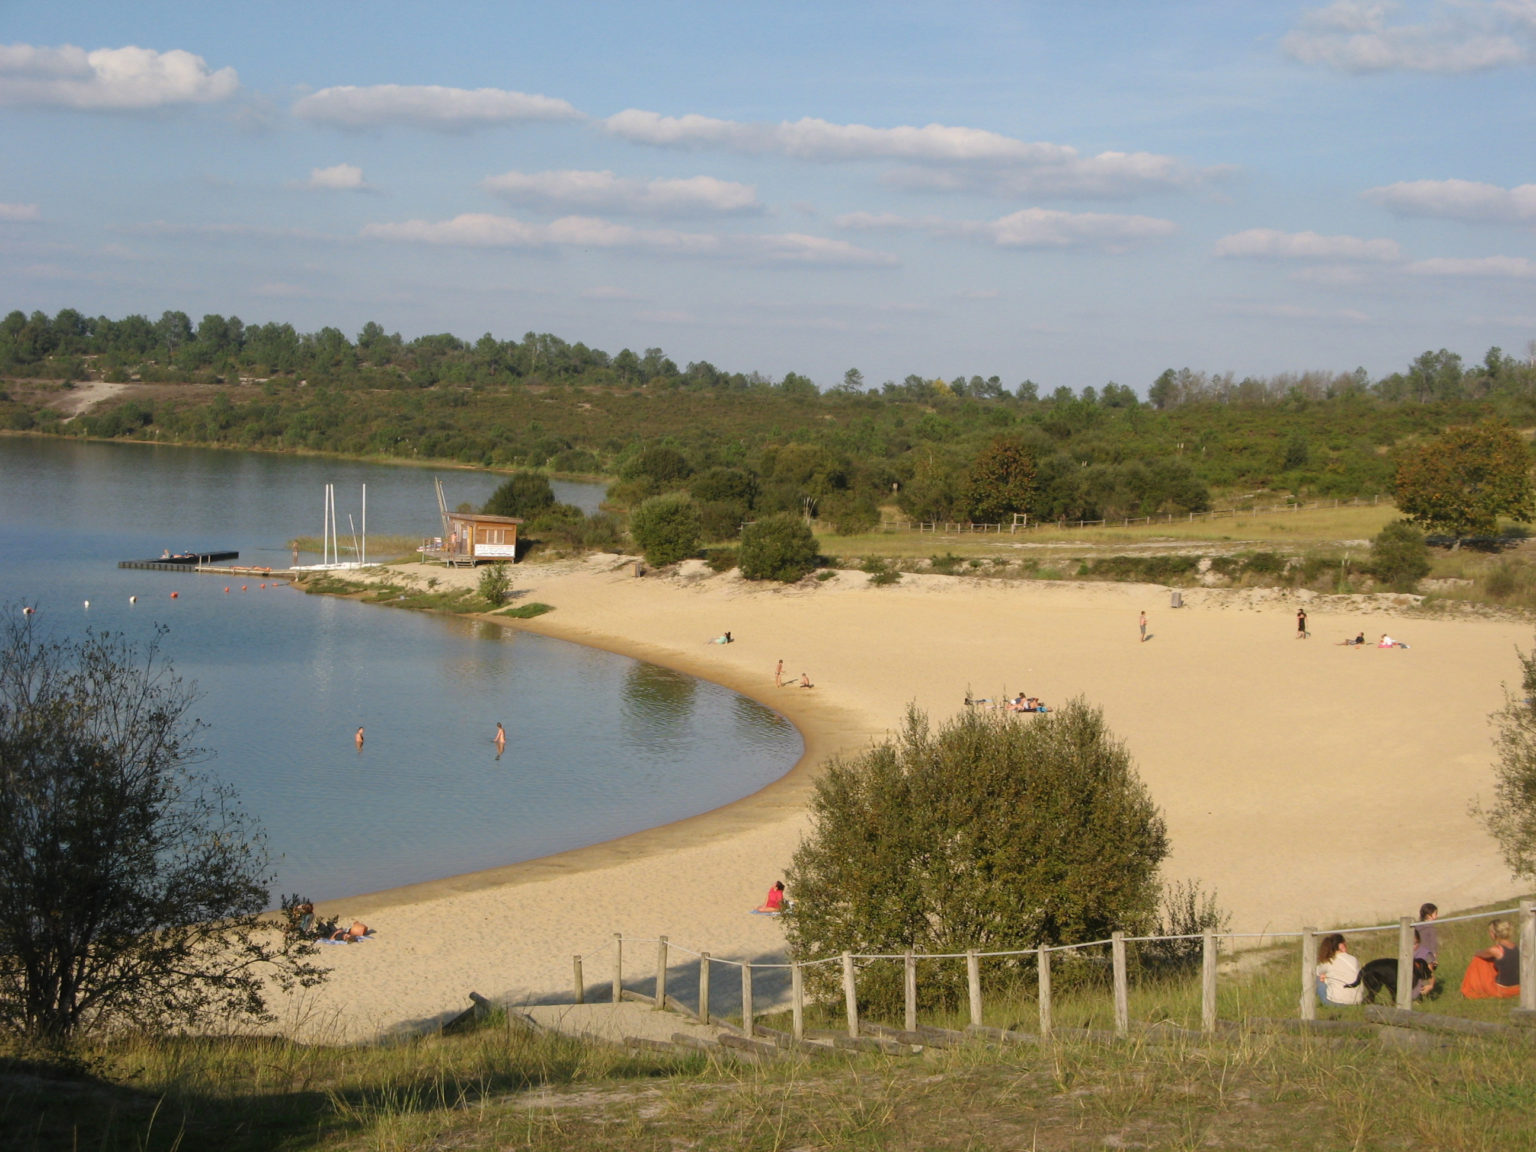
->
1396, 917, 1414, 1010
1300, 929, 1316, 1021
1111, 932, 1129, 1038
1521, 900, 1535, 1012
655, 936, 669, 1011
791, 961, 804, 1041
1201, 930, 1217, 1034
612, 932, 623, 1005
904, 951, 918, 1034
966, 951, 983, 1027
1038, 946, 1052, 1038
842, 952, 859, 1038
741, 960, 755, 1037
572, 955, 584, 1005
698, 952, 711, 1025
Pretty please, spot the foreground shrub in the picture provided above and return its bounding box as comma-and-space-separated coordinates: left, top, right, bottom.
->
785, 701, 1168, 1015
477, 562, 512, 606
628, 493, 701, 566
738, 513, 819, 582
0, 615, 322, 1039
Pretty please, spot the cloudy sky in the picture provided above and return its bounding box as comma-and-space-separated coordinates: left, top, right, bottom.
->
1, 1, 1533, 392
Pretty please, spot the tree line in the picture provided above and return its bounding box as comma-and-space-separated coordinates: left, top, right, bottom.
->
4, 307, 1534, 533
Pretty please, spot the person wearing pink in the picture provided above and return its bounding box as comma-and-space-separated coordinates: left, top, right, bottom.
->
756, 881, 786, 913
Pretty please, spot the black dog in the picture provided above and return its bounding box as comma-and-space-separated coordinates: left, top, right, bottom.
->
1343, 957, 1433, 1004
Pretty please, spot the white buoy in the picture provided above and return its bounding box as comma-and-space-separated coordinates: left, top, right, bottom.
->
83, 600, 90, 609
129, 595, 137, 604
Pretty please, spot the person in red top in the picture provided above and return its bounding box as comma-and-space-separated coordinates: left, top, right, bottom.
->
756, 881, 786, 913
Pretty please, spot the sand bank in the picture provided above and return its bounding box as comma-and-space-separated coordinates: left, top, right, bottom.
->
273, 557, 1532, 1041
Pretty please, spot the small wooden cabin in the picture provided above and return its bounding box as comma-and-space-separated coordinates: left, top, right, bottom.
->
420, 512, 521, 566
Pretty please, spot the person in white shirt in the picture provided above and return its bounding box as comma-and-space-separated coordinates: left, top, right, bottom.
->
1316, 933, 1364, 1005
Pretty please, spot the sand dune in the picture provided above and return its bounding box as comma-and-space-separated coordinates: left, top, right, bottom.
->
271, 557, 1530, 1041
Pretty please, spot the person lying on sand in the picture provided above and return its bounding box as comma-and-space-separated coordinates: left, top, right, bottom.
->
329, 919, 372, 943
1338, 632, 1366, 646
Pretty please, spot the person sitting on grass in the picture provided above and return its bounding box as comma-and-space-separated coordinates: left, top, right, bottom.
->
1461, 918, 1520, 999
1316, 933, 1364, 1005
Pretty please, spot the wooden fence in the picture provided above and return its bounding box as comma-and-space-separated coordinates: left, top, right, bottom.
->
571, 901, 1535, 1042
896, 494, 1386, 536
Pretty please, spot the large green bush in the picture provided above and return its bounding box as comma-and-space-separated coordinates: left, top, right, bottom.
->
1367, 519, 1431, 590
737, 513, 819, 582
482, 472, 555, 519
628, 492, 701, 566
784, 701, 1168, 1015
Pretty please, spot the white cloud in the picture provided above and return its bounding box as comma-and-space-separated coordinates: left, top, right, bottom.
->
1220, 300, 1375, 323
0, 202, 41, 221
362, 212, 895, 266
1366, 178, 1536, 224
0, 43, 237, 108
305, 163, 367, 191
839, 207, 1177, 252
1214, 228, 1403, 261
603, 110, 1204, 199
1409, 255, 1536, 277
482, 169, 760, 215
1282, 1, 1532, 72
293, 84, 580, 129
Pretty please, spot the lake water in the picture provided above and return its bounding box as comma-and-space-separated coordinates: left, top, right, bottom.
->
0, 437, 801, 902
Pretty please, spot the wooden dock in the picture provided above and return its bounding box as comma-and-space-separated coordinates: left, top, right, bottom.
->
118, 551, 240, 573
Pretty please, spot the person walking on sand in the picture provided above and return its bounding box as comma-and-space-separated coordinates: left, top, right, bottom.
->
494, 722, 506, 756
1139, 610, 1148, 643
774, 659, 784, 688
355, 726, 365, 750
1297, 607, 1309, 639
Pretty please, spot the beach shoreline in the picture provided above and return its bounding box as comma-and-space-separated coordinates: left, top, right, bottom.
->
272, 555, 1533, 1041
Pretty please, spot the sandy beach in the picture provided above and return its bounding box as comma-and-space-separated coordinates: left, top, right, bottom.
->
273, 556, 1533, 1041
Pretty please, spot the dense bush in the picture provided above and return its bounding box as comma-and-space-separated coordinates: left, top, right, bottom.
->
1084, 555, 1200, 583
737, 513, 819, 582
482, 472, 556, 520
785, 702, 1168, 1015
1367, 520, 1431, 591
628, 492, 701, 566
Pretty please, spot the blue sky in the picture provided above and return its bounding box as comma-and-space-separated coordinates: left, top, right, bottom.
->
1, 1, 1533, 392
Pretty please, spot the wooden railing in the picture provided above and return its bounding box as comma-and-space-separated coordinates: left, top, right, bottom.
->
571, 900, 1535, 1041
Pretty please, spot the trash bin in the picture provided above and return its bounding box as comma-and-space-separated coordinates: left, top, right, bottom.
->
1170, 589, 1183, 609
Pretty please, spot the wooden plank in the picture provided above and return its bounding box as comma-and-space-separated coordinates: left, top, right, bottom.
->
1364, 1006, 1506, 1036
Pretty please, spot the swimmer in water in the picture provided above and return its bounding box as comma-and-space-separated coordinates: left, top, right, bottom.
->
355, 726, 365, 750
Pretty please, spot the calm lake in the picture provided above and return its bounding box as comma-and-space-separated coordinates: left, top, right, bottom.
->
0, 437, 801, 902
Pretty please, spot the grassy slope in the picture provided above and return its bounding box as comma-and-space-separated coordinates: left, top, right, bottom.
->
6, 905, 1534, 1151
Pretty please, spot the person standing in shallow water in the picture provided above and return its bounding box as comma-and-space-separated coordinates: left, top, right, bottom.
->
1139, 611, 1148, 643
494, 722, 506, 757
355, 726, 364, 750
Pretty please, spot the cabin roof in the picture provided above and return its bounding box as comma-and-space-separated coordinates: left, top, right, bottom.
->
447, 512, 524, 526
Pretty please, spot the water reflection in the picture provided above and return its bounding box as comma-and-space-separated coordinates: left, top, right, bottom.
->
621, 663, 698, 748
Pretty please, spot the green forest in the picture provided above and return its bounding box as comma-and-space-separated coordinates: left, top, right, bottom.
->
3, 306, 1532, 536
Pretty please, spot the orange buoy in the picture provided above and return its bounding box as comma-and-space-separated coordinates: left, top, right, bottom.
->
241, 585, 248, 591
225, 586, 231, 593
260, 582, 267, 589
170, 592, 179, 599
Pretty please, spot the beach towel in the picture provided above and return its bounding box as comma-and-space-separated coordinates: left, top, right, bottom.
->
1460, 955, 1518, 999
